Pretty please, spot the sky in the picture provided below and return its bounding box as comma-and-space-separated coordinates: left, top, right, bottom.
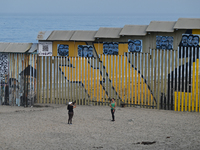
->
0, 0, 200, 15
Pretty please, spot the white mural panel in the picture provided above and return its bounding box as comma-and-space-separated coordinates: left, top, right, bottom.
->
38, 42, 52, 56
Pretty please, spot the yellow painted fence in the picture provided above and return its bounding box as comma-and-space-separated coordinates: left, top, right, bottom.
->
37, 47, 200, 112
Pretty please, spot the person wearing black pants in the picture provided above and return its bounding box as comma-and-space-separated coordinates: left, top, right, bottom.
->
67, 101, 76, 124
110, 98, 116, 121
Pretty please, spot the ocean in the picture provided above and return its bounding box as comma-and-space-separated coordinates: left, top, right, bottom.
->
0, 13, 199, 43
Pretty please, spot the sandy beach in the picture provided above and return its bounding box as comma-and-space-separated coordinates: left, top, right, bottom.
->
1, 104, 200, 150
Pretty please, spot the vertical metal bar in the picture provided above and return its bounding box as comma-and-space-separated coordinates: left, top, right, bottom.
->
135, 53, 138, 106
53, 56, 57, 104
77, 57, 80, 105
177, 47, 181, 111
63, 57, 65, 103
171, 50, 175, 111
24, 54, 26, 106
102, 55, 105, 105
59, 57, 62, 104
25, 54, 28, 106
154, 50, 157, 109
74, 57, 76, 103
97, 56, 100, 105
37, 56, 39, 103
111, 55, 114, 102
121, 55, 124, 104
71, 57, 74, 103
106, 55, 109, 106
9, 54, 12, 105
195, 47, 198, 112
192, 47, 195, 112
198, 47, 200, 112
157, 50, 160, 110
138, 53, 141, 106
34, 55, 37, 105
60, 57, 63, 104
180, 47, 183, 111
14, 54, 17, 106
81, 57, 84, 105
63, 57, 65, 104
144, 53, 147, 108
128, 53, 131, 106
104, 55, 106, 105
115, 55, 118, 105
16, 54, 19, 106
161, 50, 164, 110
185, 47, 189, 111
141, 53, 144, 107
196, 47, 199, 112
181, 47, 184, 111
109, 55, 112, 102
163, 50, 167, 110
131, 53, 134, 106
83, 57, 85, 104
57, 57, 59, 104
67, 57, 70, 104
84, 57, 87, 105
75, 57, 78, 104
15, 54, 17, 106
46, 57, 49, 104
86, 56, 88, 104
99, 56, 102, 105
182, 47, 186, 111
94, 57, 96, 105
56, 57, 59, 104
39, 57, 42, 103
168, 50, 171, 110
31, 54, 33, 106
148, 53, 150, 108
151, 50, 154, 109
115, 55, 118, 101
43, 57, 45, 103
29, 54, 32, 106
188, 47, 192, 112
125, 54, 128, 105
174, 50, 179, 111
99, 55, 102, 105
93, 57, 96, 103
50, 57, 52, 104
77, 57, 79, 103
118, 55, 121, 106
90, 57, 92, 106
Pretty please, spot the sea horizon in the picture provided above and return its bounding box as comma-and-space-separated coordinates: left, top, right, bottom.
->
0, 12, 200, 43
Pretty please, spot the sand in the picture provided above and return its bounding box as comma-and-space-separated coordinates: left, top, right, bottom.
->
1, 104, 200, 150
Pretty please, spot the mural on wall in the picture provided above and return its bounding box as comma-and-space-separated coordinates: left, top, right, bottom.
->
128, 40, 142, 52
0, 54, 37, 106
19, 65, 37, 106
78, 45, 94, 57
0, 54, 9, 105
57, 44, 69, 56
38, 42, 52, 56
103, 42, 118, 55
8, 78, 19, 106
0, 54, 8, 84
156, 36, 173, 50
180, 34, 199, 47
8, 64, 37, 106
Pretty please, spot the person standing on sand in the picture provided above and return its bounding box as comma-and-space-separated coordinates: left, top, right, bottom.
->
67, 101, 76, 124
110, 98, 116, 121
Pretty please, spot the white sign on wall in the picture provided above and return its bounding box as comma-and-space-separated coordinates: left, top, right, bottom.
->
38, 42, 52, 56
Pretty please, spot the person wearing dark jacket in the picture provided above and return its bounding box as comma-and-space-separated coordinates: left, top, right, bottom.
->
67, 101, 76, 124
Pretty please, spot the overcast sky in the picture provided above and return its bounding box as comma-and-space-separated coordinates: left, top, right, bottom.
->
0, 0, 200, 15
